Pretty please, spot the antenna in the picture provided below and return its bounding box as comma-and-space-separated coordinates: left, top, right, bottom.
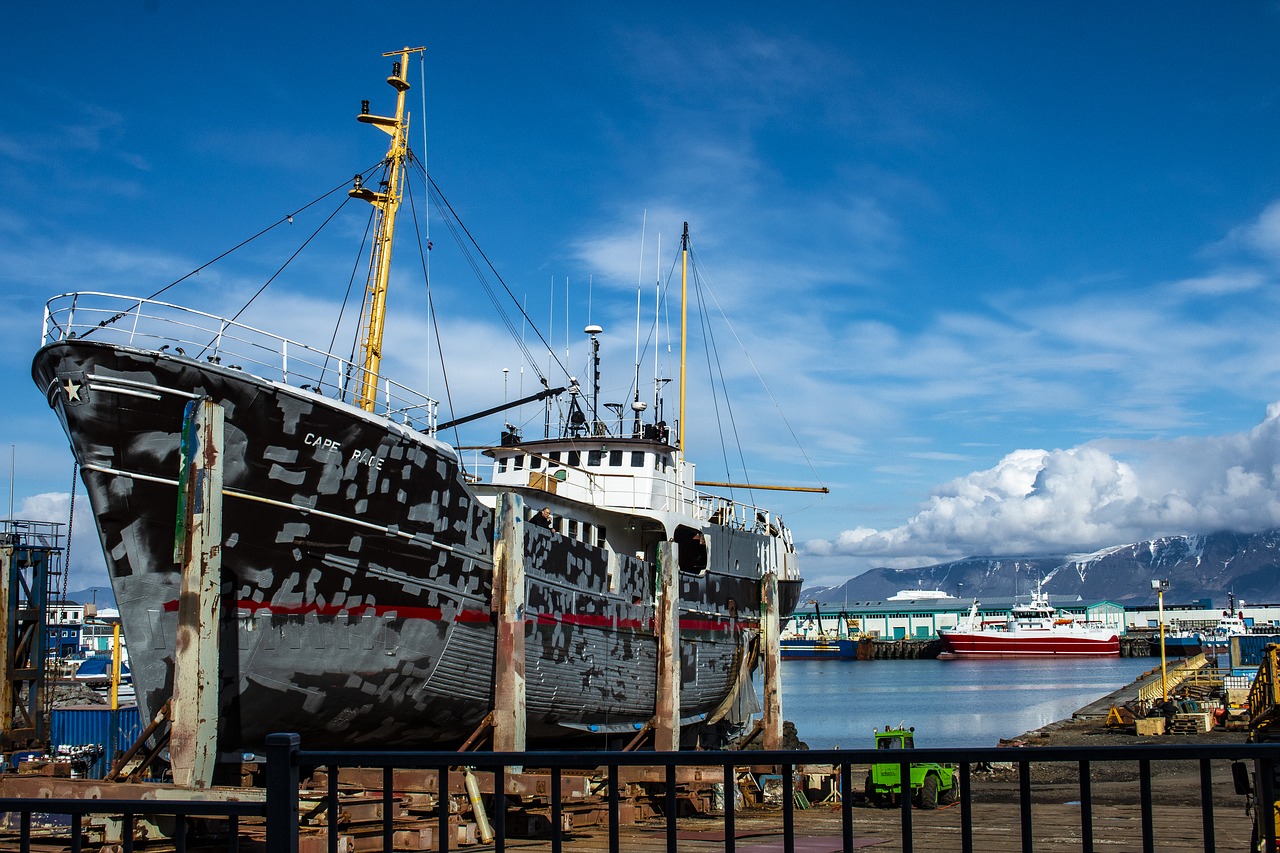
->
653, 234, 662, 418
677, 222, 689, 455
634, 211, 646, 437
585, 324, 603, 433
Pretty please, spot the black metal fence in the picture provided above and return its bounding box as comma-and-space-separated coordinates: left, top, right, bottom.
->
3, 734, 1279, 853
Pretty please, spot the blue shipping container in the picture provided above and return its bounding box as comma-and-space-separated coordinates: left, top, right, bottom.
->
50, 706, 145, 779
1230, 635, 1280, 671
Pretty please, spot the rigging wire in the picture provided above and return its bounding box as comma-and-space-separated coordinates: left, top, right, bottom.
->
686, 241, 827, 494
151, 175, 364, 304
77, 173, 373, 344
327, 206, 378, 393
691, 263, 747, 505
415, 163, 571, 383
416, 50, 434, 399
403, 170, 464, 456
64, 463, 76, 593
194, 194, 356, 360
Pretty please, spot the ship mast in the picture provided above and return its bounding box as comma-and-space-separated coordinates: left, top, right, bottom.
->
350, 46, 424, 412
677, 222, 690, 455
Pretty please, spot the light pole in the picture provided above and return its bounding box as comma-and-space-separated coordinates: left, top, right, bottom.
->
1152, 579, 1170, 702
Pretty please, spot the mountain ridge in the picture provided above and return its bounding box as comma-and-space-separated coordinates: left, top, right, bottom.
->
806, 529, 1280, 608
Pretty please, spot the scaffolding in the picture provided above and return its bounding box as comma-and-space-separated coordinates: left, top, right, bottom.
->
0, 519, 66, 756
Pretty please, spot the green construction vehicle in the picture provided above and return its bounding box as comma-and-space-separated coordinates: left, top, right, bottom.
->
864, 725, 958, 809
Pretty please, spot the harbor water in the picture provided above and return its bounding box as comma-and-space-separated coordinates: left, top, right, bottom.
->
779, 656, 1156, 749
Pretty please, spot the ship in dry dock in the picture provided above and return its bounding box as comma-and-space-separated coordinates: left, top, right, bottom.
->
31, 49, 804, 753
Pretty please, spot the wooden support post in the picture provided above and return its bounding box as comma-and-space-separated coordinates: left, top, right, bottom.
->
760, 571, 783, 750
170, 398, 224, 790
492, 492, 527, 752
654, 540, 681, 751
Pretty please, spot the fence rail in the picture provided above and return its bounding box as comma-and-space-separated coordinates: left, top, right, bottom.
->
2, 734, 1278, 853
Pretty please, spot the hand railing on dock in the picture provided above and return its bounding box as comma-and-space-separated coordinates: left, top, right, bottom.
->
3, 735, 1278, 852
1137, 653, 1212, 705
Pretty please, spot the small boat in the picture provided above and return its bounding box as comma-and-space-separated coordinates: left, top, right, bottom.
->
779, 638, 859, 660
780, 603, 860, 660
1202, 610, 1249, 649
938, 589, 1119, 659
1158, 628, 1204, 657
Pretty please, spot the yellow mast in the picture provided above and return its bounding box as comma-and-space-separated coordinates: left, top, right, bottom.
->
678, 222, 689, 454
350, 46, 425, 412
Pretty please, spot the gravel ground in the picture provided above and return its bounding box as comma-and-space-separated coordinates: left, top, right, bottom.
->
972, 713, 1253, 807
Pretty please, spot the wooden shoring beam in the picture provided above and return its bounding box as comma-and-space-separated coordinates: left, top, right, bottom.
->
492, 491, 527, 752
170, 398, 225, 789
760, 571, 783, 750
654, 541, 681, 751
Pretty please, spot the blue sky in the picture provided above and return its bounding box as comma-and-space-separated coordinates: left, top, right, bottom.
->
4, 3, 1280, 590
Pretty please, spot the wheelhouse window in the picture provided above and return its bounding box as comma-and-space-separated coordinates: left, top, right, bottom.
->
588, 450, 603, 467
609, 450, 623, 466
567, 450, 581, 467
497, 457, 508, 473
548, 451, 561, 467
631, 451, 645, 467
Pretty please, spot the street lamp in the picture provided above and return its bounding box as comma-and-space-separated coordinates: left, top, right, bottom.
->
1152, 579, 1170, 702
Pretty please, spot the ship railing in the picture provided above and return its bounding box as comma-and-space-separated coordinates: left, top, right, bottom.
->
41, 292, 438, 432
2, 736, 1274, 852
693, 490, 781, 535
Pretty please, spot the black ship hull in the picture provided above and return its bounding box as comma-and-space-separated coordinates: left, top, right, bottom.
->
34, 340, 770, 751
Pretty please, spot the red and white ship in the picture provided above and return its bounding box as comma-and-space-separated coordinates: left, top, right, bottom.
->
938, 590, 1120, 659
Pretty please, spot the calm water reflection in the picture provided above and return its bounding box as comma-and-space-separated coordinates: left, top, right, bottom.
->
777, 656, 1156, 748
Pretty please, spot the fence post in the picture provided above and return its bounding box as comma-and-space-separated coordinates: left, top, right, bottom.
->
265, 733, 300, 853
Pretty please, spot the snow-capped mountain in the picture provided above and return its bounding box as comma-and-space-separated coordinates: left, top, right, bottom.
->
808, 529, 1280, 607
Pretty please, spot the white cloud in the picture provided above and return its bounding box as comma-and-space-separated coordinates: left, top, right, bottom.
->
806, 403, 1280, 565
1242, 201, 1280, 263
1216, 201, 1280, 266
17, 492, 109, 591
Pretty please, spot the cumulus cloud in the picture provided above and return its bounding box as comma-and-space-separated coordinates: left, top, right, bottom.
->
806, 402, 1280, 563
